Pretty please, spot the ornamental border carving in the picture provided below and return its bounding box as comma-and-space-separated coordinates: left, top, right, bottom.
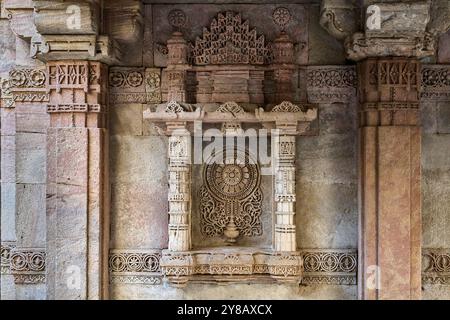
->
109, 249, 162, 285
300, 249, 357, 285
306, 66, 357, 104
7, 247, 46, 284
4, 68, 50, 106
106, 248, 450, 286
422, 248, 450, 285
421, 65, 450, 101
109, 67, 162, 104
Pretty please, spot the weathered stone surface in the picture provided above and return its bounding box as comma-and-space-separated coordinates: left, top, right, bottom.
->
1, 135, 15, 183
437, 103, 450, 134
109, 104, 143, 136
111, 282, 356, 300
0, 20, 16, 74
16, 183, 46, 247
110, 183, 169, 249
297, 182, 357, 249
1, 183, 16, 241
15, 133, 46, 184
109, 135, 168, 184
438, 30, 450, 63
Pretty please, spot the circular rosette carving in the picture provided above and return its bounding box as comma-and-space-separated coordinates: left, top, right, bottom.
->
272, 7, 291, 30
143, 254, 160, 272
28, 252, 45, 271
204, 149, 259, 201
109, 71, 126, 87
168, 9, 187, 29
126, 71, 144, 87
338, 253, 357, 272
10, 70, 27, 87
10, 252, 28, 271
126, 253, 144, 272
303, 253, 321, 272
109, 253, 127, 272
320, 253, 339, 272
29, 70, 46, 87
434, 253, 450, 273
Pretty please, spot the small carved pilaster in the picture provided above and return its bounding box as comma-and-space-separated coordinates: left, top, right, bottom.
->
273, 133, 297, 252
271, 32, 295, 103
167, 124, 192, 252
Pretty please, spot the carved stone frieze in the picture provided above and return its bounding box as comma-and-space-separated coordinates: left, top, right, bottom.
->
0, 77, 14, 108
306, 66, 357, 103
301, 249, 357, 285
1, 242, 15, 275
160, 249, 303, 287
7, 67, 49, 104
421, 65, 450, 101
9, 248, 46, 284
422, 249, 450, 285
109, 249, 162, 285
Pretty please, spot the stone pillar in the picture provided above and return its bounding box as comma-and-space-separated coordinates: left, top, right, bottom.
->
167, 123, 191, 252
273, 126, 297, 252
358, 58, 421, 299
45, 61, 110, 299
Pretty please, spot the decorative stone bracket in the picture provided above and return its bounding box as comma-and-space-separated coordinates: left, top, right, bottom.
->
320, 0, 450, 61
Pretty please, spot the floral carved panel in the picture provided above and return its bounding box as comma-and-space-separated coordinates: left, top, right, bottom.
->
200, 148, 263, 241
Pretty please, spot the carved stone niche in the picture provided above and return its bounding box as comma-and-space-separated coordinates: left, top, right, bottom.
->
160, 11, 299, 105
144, 101, 317, 287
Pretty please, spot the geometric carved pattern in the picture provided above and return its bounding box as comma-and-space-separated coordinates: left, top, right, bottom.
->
109, 250, 162, 285
421, 65, 450, 101
306, 66, 357, 103
10, 68, 46, 88
191, 11, 272, 65
422, 248, 450, 285
301, 249, 357, 285
1, 242, 15, 274
109, 67, 162, 104
9, 248, 46, 284
200, 148, 262, 238
272, 7, 292, 31
271, 101, 303, 113
7, 68, 50, 104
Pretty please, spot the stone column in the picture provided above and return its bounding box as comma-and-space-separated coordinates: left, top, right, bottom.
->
167, 123, 191, 251
358, 58, 421, 299
45, 61, 110, 299
273, 125, 297, 252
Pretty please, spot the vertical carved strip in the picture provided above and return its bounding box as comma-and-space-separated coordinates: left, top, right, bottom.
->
167, 126, 191, 251
273, 134, 297, 252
